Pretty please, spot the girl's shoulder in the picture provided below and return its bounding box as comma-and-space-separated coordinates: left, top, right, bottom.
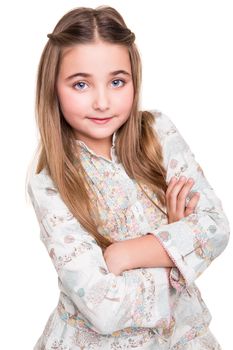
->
28, 167, 57, 192
146, 108, 176, 139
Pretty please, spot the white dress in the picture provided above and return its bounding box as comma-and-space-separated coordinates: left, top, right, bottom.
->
28, 110, 229, 349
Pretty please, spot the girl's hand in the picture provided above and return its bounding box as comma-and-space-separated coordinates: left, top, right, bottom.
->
166, 176, 200, 224
103, 241, 131, 276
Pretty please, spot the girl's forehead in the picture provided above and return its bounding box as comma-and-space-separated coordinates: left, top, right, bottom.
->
61, 41, 129, 58
59, 42, 131, 74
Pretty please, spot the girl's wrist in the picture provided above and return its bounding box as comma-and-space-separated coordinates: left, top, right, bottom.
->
104, 241, 133, 275
120, 238, 145, 271
122, 234, 176, 269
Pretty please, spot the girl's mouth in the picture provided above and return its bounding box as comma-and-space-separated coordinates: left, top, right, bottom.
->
88, 117, 113, 124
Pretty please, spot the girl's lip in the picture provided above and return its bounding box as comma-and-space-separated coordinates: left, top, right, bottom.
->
88, 117, 112, 120
88, 117, 113, 124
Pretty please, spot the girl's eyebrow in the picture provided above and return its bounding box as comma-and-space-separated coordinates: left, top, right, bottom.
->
65, 70, 131, 80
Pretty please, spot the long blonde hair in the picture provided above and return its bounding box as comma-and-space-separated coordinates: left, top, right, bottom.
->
26, 5, 168, 251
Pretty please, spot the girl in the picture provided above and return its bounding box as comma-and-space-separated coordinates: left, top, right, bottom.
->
27, 5, 230, 350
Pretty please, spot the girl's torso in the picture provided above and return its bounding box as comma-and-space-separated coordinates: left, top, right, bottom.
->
34, 139, 213, 350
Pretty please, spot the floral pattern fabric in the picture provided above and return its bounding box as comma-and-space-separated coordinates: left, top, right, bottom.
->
28, 110, 229, 349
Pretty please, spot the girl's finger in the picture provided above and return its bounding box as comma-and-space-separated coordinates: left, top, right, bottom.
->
176, 178, 195, 214
166, 177, 179, 213
184, 192, 200, 216
166, 176, 187, 213
166, 176, 178, 198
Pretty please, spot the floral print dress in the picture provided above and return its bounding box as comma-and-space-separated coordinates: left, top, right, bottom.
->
27, 109, 229, 349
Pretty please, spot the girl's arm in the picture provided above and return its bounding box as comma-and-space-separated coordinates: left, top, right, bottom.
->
146, 111, 230, 290
104, 234, 175, 276
105, 111, 230, 292
104, 175, 200, 274
28, 171, 174, 335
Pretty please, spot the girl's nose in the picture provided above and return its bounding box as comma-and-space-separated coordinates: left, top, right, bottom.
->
92, 88, 110, 111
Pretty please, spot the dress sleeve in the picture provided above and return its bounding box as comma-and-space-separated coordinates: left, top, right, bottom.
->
149, 110, 230, 291
27, 171, 175, 335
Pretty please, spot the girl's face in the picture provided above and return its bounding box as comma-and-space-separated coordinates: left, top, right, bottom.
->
56, 40, 134, 154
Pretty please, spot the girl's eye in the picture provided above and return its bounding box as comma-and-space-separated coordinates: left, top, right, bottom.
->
111, 79, 125, 88
73, 81, 88, 90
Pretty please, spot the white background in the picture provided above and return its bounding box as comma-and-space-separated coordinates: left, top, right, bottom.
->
0, 0, 232, 349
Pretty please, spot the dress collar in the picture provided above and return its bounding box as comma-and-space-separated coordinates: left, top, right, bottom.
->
75, 131, 116, 149
75, 131, 117, 161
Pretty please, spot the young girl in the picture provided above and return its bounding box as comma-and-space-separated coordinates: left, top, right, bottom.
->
27, 5, 230, 350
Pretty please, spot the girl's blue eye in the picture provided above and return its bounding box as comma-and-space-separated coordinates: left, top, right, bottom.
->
74, 82, 87, 90
111, 79, 125, 87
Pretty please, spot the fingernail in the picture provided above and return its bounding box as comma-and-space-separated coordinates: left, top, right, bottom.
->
188, 178, 194, 183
